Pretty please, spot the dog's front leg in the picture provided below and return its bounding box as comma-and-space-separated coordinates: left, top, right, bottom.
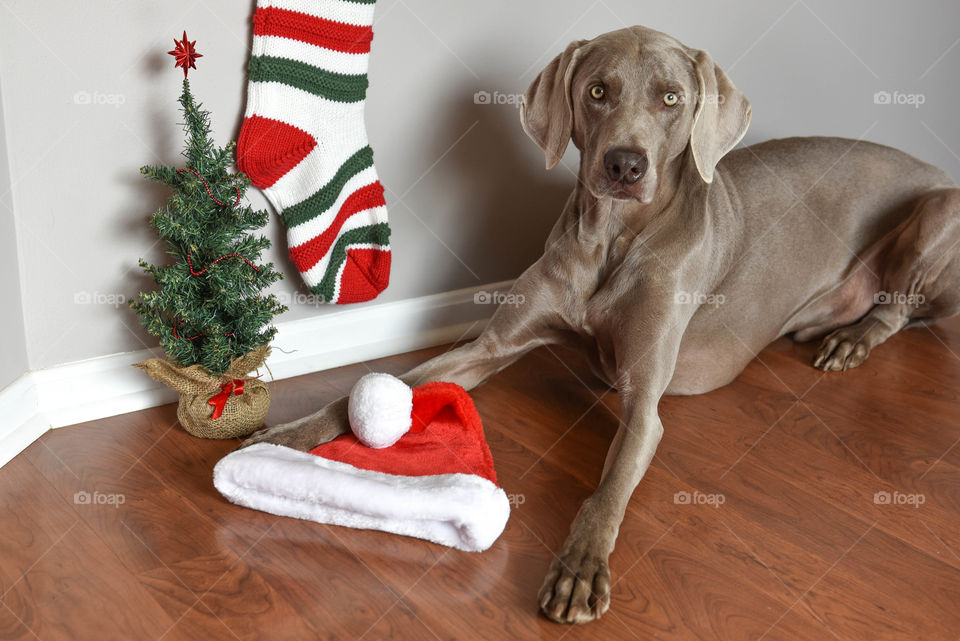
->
244, 258, 570, 451
539, 310, 686, 624
538, 399, 663, 624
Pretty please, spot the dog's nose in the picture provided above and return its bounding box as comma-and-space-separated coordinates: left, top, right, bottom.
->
604, 148, 648, 185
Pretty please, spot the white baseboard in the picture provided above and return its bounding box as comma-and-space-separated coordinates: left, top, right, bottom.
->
0, 280, 513, 469
0, 374, 45, 469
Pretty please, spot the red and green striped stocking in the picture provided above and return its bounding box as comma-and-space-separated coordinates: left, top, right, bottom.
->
237, 0, 390, 304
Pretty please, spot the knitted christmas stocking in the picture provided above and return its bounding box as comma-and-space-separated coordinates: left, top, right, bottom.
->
238, 0, 390, 304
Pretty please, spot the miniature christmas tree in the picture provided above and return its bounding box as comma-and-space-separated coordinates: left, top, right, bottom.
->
131, 33, 285, 439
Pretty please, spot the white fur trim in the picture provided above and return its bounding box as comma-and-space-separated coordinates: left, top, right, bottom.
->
214, 443, 510, 552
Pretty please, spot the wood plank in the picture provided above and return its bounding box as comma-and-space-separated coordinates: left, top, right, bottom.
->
24, 415, 321, 640
0, 455, 175, 640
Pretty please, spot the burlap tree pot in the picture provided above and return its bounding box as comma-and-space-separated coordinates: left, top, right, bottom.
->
133, 345, 271, 439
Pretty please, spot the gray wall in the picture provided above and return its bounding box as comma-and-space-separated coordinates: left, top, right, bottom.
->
0, 0, 958, 371
0, 77, 29, 389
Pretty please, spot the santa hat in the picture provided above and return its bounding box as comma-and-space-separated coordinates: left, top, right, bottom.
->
213, 374, 510, 552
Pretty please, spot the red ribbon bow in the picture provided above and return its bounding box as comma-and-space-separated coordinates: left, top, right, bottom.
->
208, 379, 246, 419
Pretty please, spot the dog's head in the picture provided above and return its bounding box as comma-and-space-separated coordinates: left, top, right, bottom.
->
521, 26, 752, 203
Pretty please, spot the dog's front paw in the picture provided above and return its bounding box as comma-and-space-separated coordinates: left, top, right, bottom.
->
240, 419, 336, 451
241, 400, 351, 452
241, 422, 308, 449
538, 545, 611, 624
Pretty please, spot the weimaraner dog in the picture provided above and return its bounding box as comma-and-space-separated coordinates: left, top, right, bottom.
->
245, 26, 960, 623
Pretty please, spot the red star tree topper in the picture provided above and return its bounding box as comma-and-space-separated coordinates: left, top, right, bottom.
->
168, 31, 202, 77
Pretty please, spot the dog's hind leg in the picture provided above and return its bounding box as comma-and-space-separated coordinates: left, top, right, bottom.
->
814, 188, 960, 371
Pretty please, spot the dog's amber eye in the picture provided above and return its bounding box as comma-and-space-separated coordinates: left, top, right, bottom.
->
589, 84, 605, 100
663, 92, 679, 107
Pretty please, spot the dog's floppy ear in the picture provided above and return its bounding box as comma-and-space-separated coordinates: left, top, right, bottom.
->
687, 49, 752, 183
520, 40, 586, 170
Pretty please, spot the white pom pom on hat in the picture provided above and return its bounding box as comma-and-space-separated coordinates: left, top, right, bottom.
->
347, 372, 413, 449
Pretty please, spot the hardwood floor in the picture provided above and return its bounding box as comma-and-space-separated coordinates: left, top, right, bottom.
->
2, 318, 959, 640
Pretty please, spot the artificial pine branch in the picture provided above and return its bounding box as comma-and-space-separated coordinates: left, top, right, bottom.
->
131, 78, 286, 374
